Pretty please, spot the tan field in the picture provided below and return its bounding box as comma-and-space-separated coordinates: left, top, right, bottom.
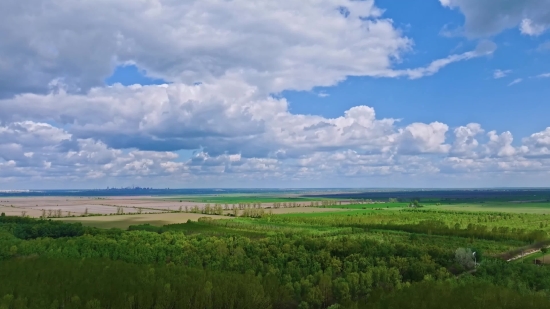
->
53, 206, 348, 229
0, 196, 331, 218
0, 205, 44, 217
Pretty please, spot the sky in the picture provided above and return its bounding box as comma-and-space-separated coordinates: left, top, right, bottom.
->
0, 0, 550, 189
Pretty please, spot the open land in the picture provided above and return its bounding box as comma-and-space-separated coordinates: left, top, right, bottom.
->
0, 196, 340, 218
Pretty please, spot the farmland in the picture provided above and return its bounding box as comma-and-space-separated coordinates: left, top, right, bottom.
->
56, 207, 347, 229
2, 189, 550, 308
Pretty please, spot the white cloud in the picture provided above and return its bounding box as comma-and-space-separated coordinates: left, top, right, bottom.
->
1, 82, 550, 186
0, 0, 504, 99
0, 0, 415, 97
440, 0, 550, 37
388, 40, 497, 79
450, 123, 484, 157
485, 131, 517, 157
523, 128, 550, 157
493, 69, 511, 79
520, 18, 549, 36
536, 73, 550, 78
396, 122, 451, 154
0, 83, 401, 158
508, 78, 523, 86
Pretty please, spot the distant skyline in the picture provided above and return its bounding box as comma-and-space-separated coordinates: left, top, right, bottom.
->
1, 0, 549, 189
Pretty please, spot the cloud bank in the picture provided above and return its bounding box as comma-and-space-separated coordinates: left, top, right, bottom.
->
0, 0, 548, 188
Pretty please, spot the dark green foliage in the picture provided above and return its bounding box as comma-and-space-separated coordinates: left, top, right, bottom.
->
128, 224, 165, 233
474, 259, 550, 292
0, 216, 85, 239
0, 258, 276, 309
367, 281, 550, 309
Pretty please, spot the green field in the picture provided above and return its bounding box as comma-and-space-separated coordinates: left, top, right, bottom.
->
425, 202, 550, 214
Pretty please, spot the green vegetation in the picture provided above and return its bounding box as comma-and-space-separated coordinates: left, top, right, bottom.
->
2, 194, 550, 308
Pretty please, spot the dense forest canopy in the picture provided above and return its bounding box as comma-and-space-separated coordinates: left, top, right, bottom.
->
1, 207, 550, 309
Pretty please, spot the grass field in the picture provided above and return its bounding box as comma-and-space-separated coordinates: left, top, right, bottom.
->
425, 202, 550, 214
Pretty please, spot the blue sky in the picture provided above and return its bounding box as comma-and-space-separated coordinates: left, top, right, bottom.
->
1, 0, 550, 189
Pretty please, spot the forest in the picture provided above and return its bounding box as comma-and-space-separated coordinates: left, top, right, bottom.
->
2, 201, 550, 309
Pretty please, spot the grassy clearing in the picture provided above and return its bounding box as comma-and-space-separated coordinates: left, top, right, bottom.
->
57, 213, 229, 229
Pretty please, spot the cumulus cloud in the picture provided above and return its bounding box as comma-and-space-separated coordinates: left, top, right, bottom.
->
523, 128, 550, 157
1, 113, 550, 185
0, 83, 403, 159
396, 122, 451, 154
485, 131, 517, 157
0, 0, 505, 99
0, 0, 415, 97
440, 0, 550, 37
450, 123, 484, 157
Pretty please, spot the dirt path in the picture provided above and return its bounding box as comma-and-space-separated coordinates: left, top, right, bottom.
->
506, 247, 548, 262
